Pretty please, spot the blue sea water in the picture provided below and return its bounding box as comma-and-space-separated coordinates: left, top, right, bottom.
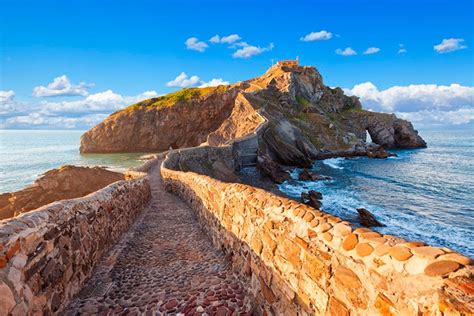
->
280, 129, 474, 257
0, 130, 145, 193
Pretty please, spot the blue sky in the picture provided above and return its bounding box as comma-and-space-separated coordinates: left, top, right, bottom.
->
1, 0, 473, 129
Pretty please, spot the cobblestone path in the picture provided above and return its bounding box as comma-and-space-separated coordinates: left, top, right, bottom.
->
66, 165, 253, 315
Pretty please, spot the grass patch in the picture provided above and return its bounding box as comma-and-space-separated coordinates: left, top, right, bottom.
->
296, 95, 311, 109
124, 85, 228, 112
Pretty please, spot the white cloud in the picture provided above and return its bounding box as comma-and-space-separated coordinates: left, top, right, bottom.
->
5, 113, 108, 129
233, 42, 274, 59
209, 35, 220, 43
343, 82, 474, 125
32, 75, 92, 97
336, 47, 357, 56
0, 90, 20, 115
363, 47, 380, 55
40, 90, 159, 113
209, 34, 242, 44
167, 72, 229, 88
398, 44, 407, 54
300, 30, 333, 42
166, 72, 201, 88
199, 78, 229, 88
434, 38, 467, 53
396, 108, 474, 126
185, 37, 208, 52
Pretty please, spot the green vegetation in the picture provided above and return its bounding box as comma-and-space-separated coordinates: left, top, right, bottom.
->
296, 95, 311, 109
124, 85, 228, 112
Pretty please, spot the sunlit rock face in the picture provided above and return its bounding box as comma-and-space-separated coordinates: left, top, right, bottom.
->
80, 63, 426, 164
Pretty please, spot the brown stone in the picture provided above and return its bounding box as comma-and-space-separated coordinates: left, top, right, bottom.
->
310, 219, 319, 228
356, 243, 374, 257
328, 297, 349, 316
6, 240, 20, 260
374, 293, 395, 316
251, 235, 263, 255
0, 282, 15, 315
260, 278, 277, 303
0, 256, 7, 269
307, 229, 317, 239
303, 212, 315, 223
389, 246, 413, 261
334, 266, 362, 289
279, 239, 301, 266
374, 244, 392, 257
294, 236, 309, 250
332, 223, 352, 237
411, 246, 444, 259
424, 260, 460, 276
342, 233, 358, 251
261, 232, 277, 254
303, 252, 328, 282
437, 253, 471, 266
318, 222, 332, 233
323, 232, 333, 242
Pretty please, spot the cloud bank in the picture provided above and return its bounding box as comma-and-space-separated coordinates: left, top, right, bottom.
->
166, 72, 229, 88
434, 38, 467, 53
33, 75, 92, 97
344, 82, 474, 126
300, 30, 333, 42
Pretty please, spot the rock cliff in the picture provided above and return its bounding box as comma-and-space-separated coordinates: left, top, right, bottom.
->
80, 63, 426, 168
0, 165, 125, 220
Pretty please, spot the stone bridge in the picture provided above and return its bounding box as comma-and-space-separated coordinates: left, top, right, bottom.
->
0, 117, 472, 315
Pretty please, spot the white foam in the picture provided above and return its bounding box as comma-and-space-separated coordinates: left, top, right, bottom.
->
322, 158, 345, 170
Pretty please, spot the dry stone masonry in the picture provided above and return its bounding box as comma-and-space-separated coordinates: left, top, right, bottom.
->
0, 176, 150, 314
161, 147, 474, 315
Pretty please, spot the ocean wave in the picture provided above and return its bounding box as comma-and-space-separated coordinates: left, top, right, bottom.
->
322, 158, 345, 169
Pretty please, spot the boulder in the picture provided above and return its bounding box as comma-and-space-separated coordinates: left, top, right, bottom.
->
356, 208, 384, 227
302, 190, 323, 209
256, 155, 291, 184
367, 146, 397, 159
299, 169, 332, 181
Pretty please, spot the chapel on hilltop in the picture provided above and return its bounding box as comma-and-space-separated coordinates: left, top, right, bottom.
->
277, 56, 299, 67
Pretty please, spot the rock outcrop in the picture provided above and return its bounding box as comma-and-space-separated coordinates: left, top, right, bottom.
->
0, 165, 125, 220
80, 62, 426, 170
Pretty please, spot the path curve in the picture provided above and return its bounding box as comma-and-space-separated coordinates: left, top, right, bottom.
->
66, 164, 254, 315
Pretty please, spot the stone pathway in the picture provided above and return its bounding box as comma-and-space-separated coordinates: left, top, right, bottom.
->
66, 164, 253, 315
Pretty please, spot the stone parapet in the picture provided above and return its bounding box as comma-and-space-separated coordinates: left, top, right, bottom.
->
0, 176, 151, 315
161, 155, 473, 315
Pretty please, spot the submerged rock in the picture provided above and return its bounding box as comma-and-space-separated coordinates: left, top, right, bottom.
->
356, 208, 385, 227
298, 168, 332, 181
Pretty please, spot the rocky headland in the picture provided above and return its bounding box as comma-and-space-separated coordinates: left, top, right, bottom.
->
80, 62, 426, 181
0, 165, 125, 220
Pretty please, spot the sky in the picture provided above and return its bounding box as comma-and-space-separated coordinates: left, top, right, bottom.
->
0, 0, 473, 129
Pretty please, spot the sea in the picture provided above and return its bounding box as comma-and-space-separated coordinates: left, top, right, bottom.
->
280, 129, 474, 257
0, 129, 473, 257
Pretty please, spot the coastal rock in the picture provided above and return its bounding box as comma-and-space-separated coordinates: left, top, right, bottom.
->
302, 190, 323, 209
80, 62, 426, 170
0, 166, 125, 220
356, 208, 384, 227
299, 169, 332, 181
366, 146, 396, 159
256, 155, 291, 184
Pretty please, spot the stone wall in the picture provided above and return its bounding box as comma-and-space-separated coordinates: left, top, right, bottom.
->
0, 176, 151, 315
161, 157, 473, 315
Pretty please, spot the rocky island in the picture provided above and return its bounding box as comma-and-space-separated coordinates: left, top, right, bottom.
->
1, 61, 472, 315
81, 61, 426, 167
